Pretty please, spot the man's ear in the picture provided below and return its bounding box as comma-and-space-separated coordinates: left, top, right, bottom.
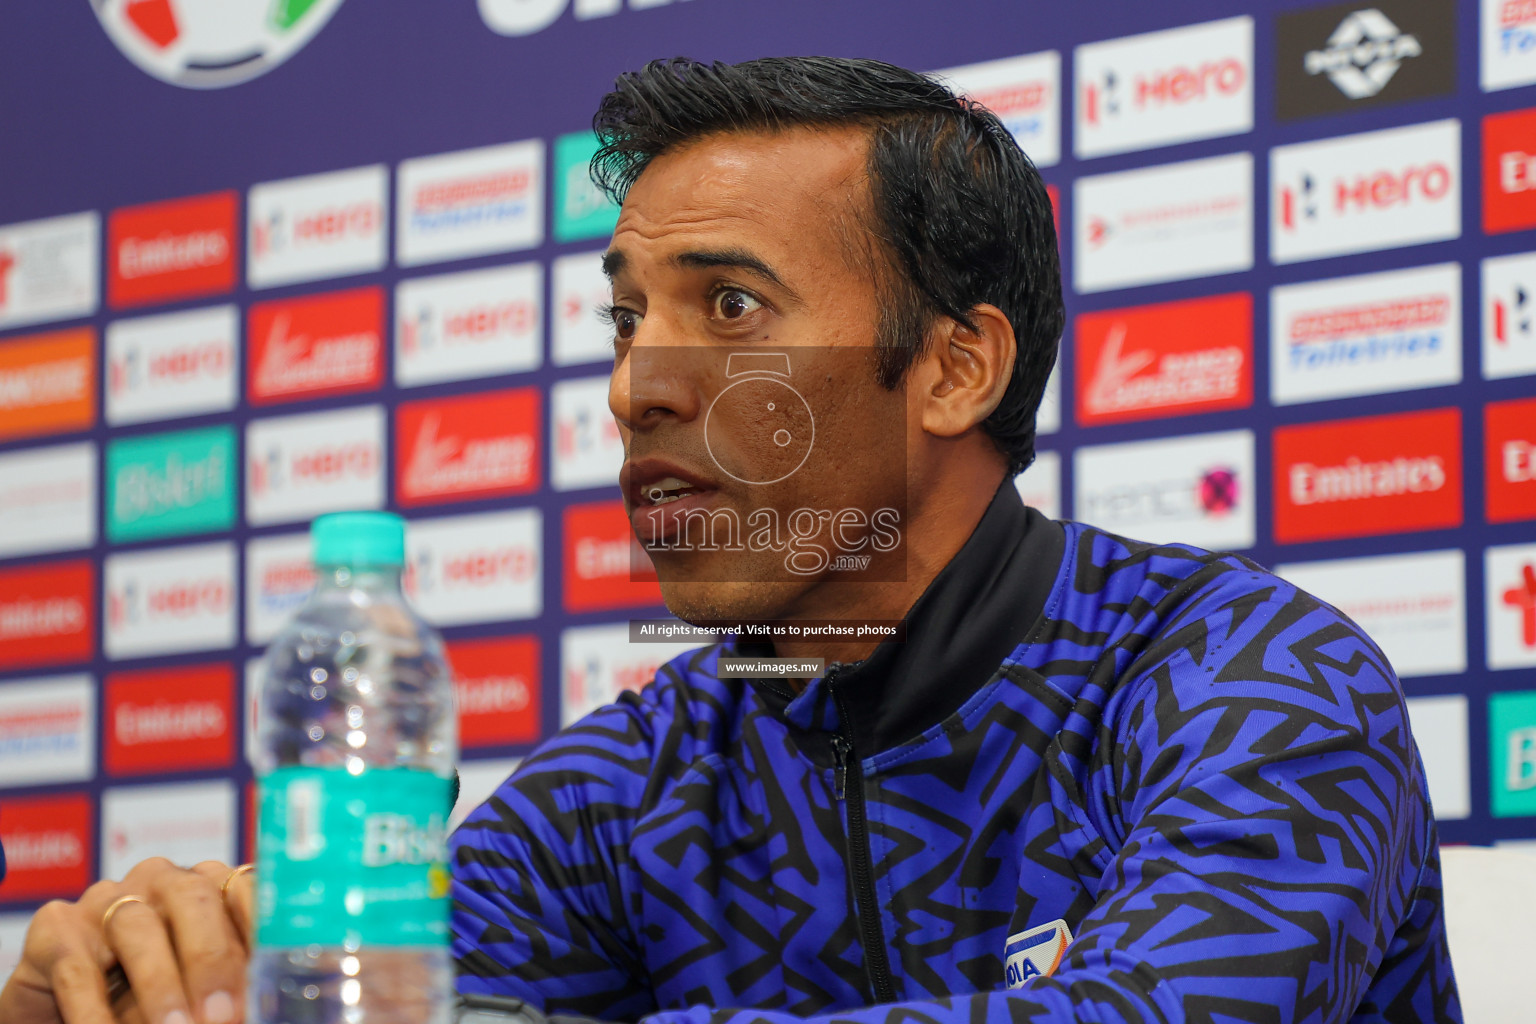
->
917, 303, 1016, 439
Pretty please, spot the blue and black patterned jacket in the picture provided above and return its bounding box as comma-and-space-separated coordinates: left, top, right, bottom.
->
452, 485, 1462, 1024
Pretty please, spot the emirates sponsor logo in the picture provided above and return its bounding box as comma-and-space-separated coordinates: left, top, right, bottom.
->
1085, 327, 1242, 416
456, 675, 531, 716
114, 701, 225, 745
574, 536, 631, 581
118, 231, 228, 279
1289, 455, 1446, 505
0, 358, 88, 411
254, 313, 378, 395
5, 829, 84, 870
403, 414, 533, 497
1505, 439, 1535, 483
0, 597, 85, 641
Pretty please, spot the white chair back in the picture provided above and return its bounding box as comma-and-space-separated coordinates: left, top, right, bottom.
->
1438, 845, 1536, 1022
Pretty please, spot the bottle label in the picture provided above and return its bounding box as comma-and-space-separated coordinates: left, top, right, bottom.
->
255, 766, 452, 948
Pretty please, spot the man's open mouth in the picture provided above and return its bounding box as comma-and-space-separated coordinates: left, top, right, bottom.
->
643, 476, 704, 506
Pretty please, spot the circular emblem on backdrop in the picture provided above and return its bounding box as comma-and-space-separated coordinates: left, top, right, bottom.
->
90, 0, 346, 89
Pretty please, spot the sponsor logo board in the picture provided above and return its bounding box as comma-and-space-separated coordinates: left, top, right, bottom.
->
0, 792, 93, 902
0, 675, 95, 787
559, 622, 702, 726
1487, 543, 1536, 670
1273, 408, 1462, 543
1014, 450, 1061, 520
1075, 16, 1253, 158
248, 287, 383, 404
450, 756, 521, 829
1074, 429, 1256, 551
397, 140, 544, 266
1488, 396, 1536, 523
563, 501, 661, 613
248, 165, 387, 289
0, 327, 95, 442
551, 375, 622, 492
448, 636, 541, 749
1074, 292, 1251, 425
395, 262, 542, 386
245, 532, 315, 647
0, 913, 30, 983
106, 305, 239, 425
101, 780, 235, 882
0, 442, 96, 559
554, 131, 619, 242
1484, 108, 1536, 235
1270, 262, 1462, 406
106, 425, 235, 543
1276, 0, 1455, 120
404, 509, 542, 626
0, 561, 95, 670
551, 250, 613, 366
933, 50, 1061, 167
1074, 153, 1253, 294
105, 664, 234, 776
108, 191, 237, 308
1271, 118, 1461, 264
397, 388, 540, 506
104, 542, 237, 660
1276, 549, 1466, 678
246, 405, 385, 526
1489, 690, 1536, 817
0, 212, 98, 331
1405, 695, 1471, 820
1037, 362, 1061, 436
1482, 250, 1536, 380
1483, 0, 1536, 91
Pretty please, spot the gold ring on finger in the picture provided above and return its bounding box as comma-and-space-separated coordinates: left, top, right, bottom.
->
220, 863, 254, 899
101, 894, 147, 933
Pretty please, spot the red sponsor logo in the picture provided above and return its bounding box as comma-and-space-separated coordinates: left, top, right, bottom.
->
0, 792, 92, 902
1075, 293, 1251, 425
105, 664, 234, 776
1488, 396, 1536, 524
562, 501, 661, 613
0, 561, 94, 669
1484, 108, 1536, 236
1273, 408, 1462, 543
448, 636, 541, 748
108, 192, 237, 309
1083, 58, 1245, 124
412, 169, 532, 215
248, 287, 383, 404
396, 388, 540, 506
1280, 162, 1453, 230
1506, 0, 1536, 26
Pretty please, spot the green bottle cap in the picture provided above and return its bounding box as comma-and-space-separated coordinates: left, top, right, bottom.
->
311, 512, 406, 568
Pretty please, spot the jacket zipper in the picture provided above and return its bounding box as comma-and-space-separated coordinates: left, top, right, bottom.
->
830, 684, 897, 1005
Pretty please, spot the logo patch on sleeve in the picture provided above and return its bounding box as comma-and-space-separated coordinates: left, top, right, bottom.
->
1004, 919, 1073, 987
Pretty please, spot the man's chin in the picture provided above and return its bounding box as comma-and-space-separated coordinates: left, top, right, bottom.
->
658, 578, 805, 626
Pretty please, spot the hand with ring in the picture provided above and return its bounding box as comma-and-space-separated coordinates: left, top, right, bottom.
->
0, 858, 256, 1024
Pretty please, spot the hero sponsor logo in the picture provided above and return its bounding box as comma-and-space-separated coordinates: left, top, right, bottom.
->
1013, 450, 1061, 520
1074, 152, 1253, 294
107, 426, 235, 543
552, 250, 614, 367
248, 287, 383, 403
106, 305, 238, 425
552, 375, 623, 492
101, 780, 235, 883
559, 622, 702, 727
480, 0, 708, 37
448, 636, 541, 749
1489, 691, 1536, 817
1270, 263, 1461, 406
1484, 108, 1536, 235
0, 442, 96, 559
1404, 695, 1471, 820
0, 675, 96, 787
1277, 1, 1454, 120
404, 509, 542, 626
397, 388, 541, 506
248, 165, 387, 289
1486, 543, 1536, 670
246, 405, 385, 525
108, 192, 236, 308
1276, 550, 1466, 678
933, 50, 1060, 167
0, 327, 95, 443
0, 793, 92, 902
1271, 119, 1461, 264
105, 664, 234, 776
0, 212, 98, 331
563, 501, 662, 613
1482, 250, 1536, 380
1075, 17, 1253, 159
397, 140, 544, 267
396, 262, 542, 386
104, 541, 236, 660
0, 561, 94, 670
1482, 0, 1536, 92
1075, 292, 1251, 425
1074, 429, 1256, 551
1487, 396, 1536, 524
245, 532, 315, 646
1273, 408, 1461, 543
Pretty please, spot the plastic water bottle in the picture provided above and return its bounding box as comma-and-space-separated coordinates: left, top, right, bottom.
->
249, 512, 457, 1024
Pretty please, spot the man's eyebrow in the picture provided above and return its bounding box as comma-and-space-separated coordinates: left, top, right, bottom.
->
601, 249, 627, 279
672, 248, 792, 294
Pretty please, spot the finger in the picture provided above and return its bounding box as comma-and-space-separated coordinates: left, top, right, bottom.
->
149, 869, 245, 1024
103, 898, 194, 1024
190, 862, 253, 949
48, 952, 117, 1024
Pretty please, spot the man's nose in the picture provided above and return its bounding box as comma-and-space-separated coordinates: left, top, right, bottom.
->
609, 321, 705, 433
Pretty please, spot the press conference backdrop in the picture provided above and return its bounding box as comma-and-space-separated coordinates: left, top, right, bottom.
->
1, 0, 1535, 972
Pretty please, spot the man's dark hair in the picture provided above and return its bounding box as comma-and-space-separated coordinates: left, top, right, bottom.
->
590, 56, 1064, 475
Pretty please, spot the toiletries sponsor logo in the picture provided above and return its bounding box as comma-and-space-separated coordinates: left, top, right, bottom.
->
397, 388, 541, 506
448, 636, 541, 749
0, 793, 92, 902
0, 212, 99, 331
562, 501, 662, 613
404, 509, 542, 626
0, 442, 96, 559
1074, 153, 1253, 293
1074, 292, 1251, 425
1484, 108, 1536, 235
105, 664, 234, 776
1488, 396, 1536, 523
106, 305, 239, 425
1074, 430, 1256, 551
246, 405, 385, 525
106, 426, 235, 543
101, 780, 235, 883
396, 140, 544, 266
1273, 407, 1462, 543
0, 561, 95, 670
248, 165, 387, 289
1276, 0, 1454, 120
934, 50, 1061, 166
395, 262, 542, 386
0, 676, 95, 787
245, 532, 315, 647
1482, 250, 1536, 380
551, 375, 623, 491
1075, 17, 1253, 158
1271, 119, 1461, 264
108, 192, 237, 308
103, 542, 237, 659
551, 250, 613, 367
1482, 0, 1536, 92
248, 287, 383, 403
1270, 263, 1461, 405
559, 622, 702, 726
1486, 543, 1536, 670
0, 328, 95, 442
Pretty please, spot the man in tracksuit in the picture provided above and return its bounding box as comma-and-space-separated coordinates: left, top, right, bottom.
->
451, 57, 1462, 1024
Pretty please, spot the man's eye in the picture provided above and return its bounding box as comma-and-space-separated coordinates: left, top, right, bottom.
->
609, 307, 643, 340
712, 289, 763, 320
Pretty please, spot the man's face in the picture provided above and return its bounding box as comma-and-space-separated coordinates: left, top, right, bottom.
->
605, 127, 911, 623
